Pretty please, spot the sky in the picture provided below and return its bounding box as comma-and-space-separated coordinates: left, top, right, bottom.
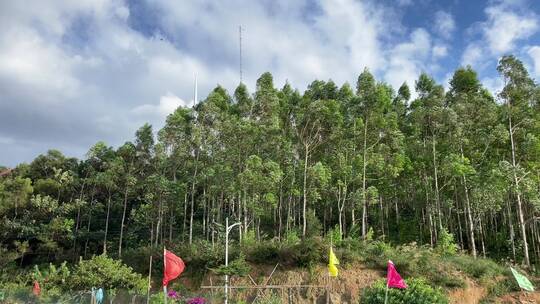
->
1, 0, 540, 167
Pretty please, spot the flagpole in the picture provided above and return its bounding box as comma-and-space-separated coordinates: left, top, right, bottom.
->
163, 247, 168, 304
146, 253, 153, 304
384, 280, 389, 304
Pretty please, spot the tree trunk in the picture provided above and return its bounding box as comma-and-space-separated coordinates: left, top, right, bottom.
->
432, 137, 442, 230
118, 185, 129, 258
189, 150, 200, 244
361, 117, 368, 238
302, 144, 309, 237
103, 190, 112, 254
508, 110, 530, 266
463, 174, 477, 258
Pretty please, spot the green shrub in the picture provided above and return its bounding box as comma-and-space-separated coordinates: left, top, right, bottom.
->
241, 230, 257, 248
69, 254, 146, 293
283, 229, 301, 246
447, 255, 505, 279
479, 277, 519, 303
285, 237, 325, 267
435, 228, 458, 256
326, 225, 343, 246
245, 242, 280, 264
360, 278, 449, 304
214, 254, 251, 277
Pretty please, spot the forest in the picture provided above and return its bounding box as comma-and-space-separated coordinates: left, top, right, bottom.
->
1, 54, 539, 301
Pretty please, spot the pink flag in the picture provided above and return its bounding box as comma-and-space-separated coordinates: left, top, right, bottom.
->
387, 260, 407, 289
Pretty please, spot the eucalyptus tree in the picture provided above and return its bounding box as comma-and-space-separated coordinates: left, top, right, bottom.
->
116, 142, 136, 257
497, 55, 538, 266
350, 70, 401, 238
446, 66, 503, 258
407, 74, 449, 243
159, 107, 195, 241
295, 80, 342, 237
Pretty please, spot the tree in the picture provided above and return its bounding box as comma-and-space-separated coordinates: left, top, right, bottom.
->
295, 80, 342, 237
497, 55, 537, 266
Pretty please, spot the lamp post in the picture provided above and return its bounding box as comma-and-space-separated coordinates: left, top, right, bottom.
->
225, 217, 241, 304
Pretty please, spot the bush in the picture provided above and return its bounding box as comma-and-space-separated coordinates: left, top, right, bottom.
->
435, 228, 458, 256
69, 254, 146, 293
479, 277, 519, 303
213, 254, 251, 277
245, 241, 280, 264
360, 278, 449, 304
447, 255, 506, 279
284, 237, 325, 267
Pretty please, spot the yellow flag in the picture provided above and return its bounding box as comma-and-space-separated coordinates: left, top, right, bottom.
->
328, 247, 339, 277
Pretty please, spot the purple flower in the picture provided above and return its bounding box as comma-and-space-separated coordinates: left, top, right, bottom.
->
186, 297, 206, 304
167, 290, 179, 299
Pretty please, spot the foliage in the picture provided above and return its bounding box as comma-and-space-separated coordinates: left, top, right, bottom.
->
1, 55, 540, 300
360, 278, 449, 304
69, 255, 146, 293
213, 254, 251, 277
435, 228, 458, 256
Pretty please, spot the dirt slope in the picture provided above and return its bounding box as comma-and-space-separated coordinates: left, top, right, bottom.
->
196, 263, 539, 304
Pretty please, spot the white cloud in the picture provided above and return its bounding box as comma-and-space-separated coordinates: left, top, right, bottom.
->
527, 46, 540, 76
483, 5, 538, 54
132, 93, 188, 117
0, 0, 453, 165
460, 0, 538, 76
433, 45, 448, 58
383, 29, 434, 96
461, 44, 484, 67
434, 11, 455, 39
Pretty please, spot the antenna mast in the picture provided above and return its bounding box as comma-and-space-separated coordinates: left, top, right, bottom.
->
194, 73, 198, 108
239, 25, 243, 83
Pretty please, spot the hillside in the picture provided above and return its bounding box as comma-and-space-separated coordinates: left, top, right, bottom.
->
1, 55, 540, 303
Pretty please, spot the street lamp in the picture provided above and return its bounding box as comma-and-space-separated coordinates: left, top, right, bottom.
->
224, 217, 241, 304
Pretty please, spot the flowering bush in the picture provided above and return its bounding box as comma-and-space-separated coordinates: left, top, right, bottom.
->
186, 297, 206, 304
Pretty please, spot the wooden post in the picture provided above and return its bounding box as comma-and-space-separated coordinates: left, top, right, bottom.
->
287, 288, 292, 304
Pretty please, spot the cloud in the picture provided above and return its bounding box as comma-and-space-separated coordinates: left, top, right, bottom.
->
461, 0, 538, 71
0, 0, 464, 166
432, 45, 448, 58
132, 93, 188, 118
383, 29, 436, 96
527, 46, 540, 76
461, 44, 484, 67
434, 11, 456, 39
483, 4, 538, 54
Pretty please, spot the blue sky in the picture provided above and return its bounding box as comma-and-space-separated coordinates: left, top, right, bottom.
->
1, 0, 540, 166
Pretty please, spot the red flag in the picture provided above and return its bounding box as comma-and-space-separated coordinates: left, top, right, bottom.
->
387, 260, 407, 289
32, 281, 41, 296
163, 249, 185, 287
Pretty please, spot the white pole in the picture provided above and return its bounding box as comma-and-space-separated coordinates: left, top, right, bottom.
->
384, 281, 389, 304
223, 217, 241, 304
194, 73, 198, 108
163, 248, 168, 304
225, 217, 229, 304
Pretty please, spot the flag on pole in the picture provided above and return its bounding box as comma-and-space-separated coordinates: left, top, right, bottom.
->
163, 249, 185, 287
510, 267, 534, 292
32, 281, 41, 296
328, 247, 339, 277
387, 260, 407, 289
